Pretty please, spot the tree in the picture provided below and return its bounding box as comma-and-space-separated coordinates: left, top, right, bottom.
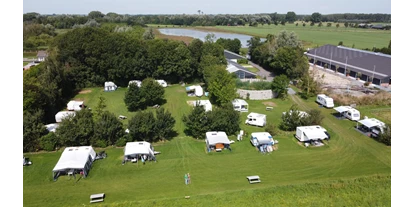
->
296, 23, 298, 26
140, 78, 165, 106
204, 33, 216, 43
143, 28, 155, 40
279, 104, 305, 131
23, 110, 48, 152
338, 41, 343, 46
182, 104, 210, 139
124, 83, 145, 111
95, 95, 107, 117
336, 23, 340, 28
56, 109, 95, 146
128, 111, 156, 142
154, 107, 176, 141
271, 74, 290, 99
275, 30, 302, 48
310, 12, 322, 23
318, 22, 323, 27
310, 22, 315, 26
39, 132, 59, 151
303, 23, 306, 27
94, 111, 124, 146
285, 12, 297, 23
207, 67, 237, 106
207, 103, 240, 135
344, 22, 349, 28
378, 124, 391, 146
88, 11, 104, 19
269, 47, 309, 79
298, 72, 320, 99
302, 109, 324, 125
327, 22, 332, 27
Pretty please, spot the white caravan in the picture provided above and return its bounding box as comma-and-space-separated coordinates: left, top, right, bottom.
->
55, 111, 76, 123
156, 80, 167, 87
232, 99, 249, 112
357, 118, 385, 138
245, 112, 266, 127
104, 81, 117, 91
250, 132, 278, 147
295, 125, 330, 142
186, 85, 203, 97
128, 80, 142, 88
67, 100, 85, 111
193, 100, 212, 112
334, 106, 360, 121
316, 94, 334, 108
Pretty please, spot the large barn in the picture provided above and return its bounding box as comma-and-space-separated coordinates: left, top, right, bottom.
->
305, 44, 391, 86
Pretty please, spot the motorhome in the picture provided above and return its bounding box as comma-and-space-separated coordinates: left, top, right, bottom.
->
295, 125, 330, 142
334, 106, 360, 121
316, 94, 334, 108
232, 99, 249, 112
245, 112, 266, 127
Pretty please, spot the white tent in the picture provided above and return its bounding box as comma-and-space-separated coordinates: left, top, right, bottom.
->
193, 100, 212, 112
128, 80, 142, 88
52, 146, 96, 180
186, 85, 203, 97
45, 123, 59, 133
104, 81, 117, 91
67, 100, 84, 111
123, 142, 156, 162
55, 111, 76, 123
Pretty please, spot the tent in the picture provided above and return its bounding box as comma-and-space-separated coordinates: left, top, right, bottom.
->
205, 131, 232, 152
123, 142, 156, 163
52, 146, 96, 181
45, 123, 59, 133
55, 111, 76, 123
67, 100, 84, 111
186, 85, 203, 97
104, 81, 117, 91
193, 100, 212, 112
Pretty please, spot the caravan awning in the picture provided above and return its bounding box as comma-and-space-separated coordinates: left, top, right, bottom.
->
304, 130, 328, 140
334, 106, 350, 113
358, 119, 382, 128
53, 146, 96, 172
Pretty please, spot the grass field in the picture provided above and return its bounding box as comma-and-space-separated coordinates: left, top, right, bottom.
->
23, 84, 391, 206
192, 24, 390, 49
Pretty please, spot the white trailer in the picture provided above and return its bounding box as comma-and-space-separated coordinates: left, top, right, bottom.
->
250, 132, 277, 147
295, 125, 330, 142
55, 111, 76, 123
193, 100, 212, 112
186, 85, 203, 97
128, 80, 142, 87
104, 81, 117, 91
232, 99, 249, 112
316, 94, 334, 108
357, 118, 385, 137
245, 112, 266, 127
334, 106, 360, 121
156, 80, 167, 87
67, 100, 85, 111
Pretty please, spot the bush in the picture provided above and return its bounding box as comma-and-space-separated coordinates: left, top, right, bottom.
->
93, 139, 108, 148
265, 123, 279, 137
237, 59, 248, 64
115, 137, 127, 147
235, 79, 272, 90
39, 133, 59, 151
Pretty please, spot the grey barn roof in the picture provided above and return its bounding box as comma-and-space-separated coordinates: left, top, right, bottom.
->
305, 44, 391, 79
224, 50, 245, 60
226, 59, 256, 76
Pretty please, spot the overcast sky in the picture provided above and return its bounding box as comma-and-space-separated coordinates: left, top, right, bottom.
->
23, 0, 391, 15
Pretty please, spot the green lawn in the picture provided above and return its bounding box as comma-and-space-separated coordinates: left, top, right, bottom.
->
23, 85, 391, 206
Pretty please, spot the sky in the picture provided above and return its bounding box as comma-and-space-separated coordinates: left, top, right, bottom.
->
23, 0, 391, 15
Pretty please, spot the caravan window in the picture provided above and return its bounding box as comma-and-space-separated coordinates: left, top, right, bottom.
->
353, 114, 359, 117
347, 112, 352, 116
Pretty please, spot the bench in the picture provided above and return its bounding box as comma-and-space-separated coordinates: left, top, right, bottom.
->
266, 107, 273, 111
90, 193, 105, 203
246, 175, 261, 184
215, 148, 222, 152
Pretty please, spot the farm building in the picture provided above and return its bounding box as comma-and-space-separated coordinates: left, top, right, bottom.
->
128, 80, 142, 87
55, 111, 76, 123
305, 44, 391, 86
224, 49, 246, 62
67, 100, 85, 111
232, 99, 248, 112
226, 60, 256, 79
123, 141, 157, 164
52, 146, 96, 181
205, 131, 232, 152
104, 81, 117, 91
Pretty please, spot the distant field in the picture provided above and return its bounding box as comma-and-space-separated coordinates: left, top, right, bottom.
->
195, 24, 390, 49
24, 84, 390, 206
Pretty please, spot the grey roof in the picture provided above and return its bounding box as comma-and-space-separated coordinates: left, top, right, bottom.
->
226, 59, 256, 76
306, 44, 391, 78
224, 50, 245, 60
37, 50, 48, 57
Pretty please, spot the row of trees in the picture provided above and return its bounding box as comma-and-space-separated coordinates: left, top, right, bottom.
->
24, 12, 391, 29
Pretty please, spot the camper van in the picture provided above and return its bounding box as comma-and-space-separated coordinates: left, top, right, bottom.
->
316, 94, 334, 108
232, 99, 249, 112
334, 106, 360, 121
245, 112, 266, 127
295, 125, 330, 142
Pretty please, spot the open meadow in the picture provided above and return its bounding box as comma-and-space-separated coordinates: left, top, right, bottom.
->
23, 84, 391, 206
